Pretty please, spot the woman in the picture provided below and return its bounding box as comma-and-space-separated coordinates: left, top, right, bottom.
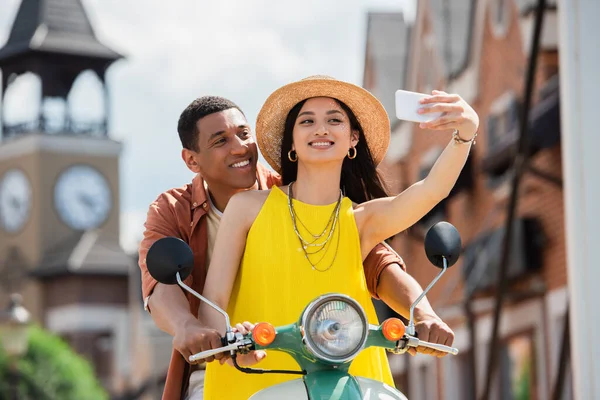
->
199, 75, 479, 399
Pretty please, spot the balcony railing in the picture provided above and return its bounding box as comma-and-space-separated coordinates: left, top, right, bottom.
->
2, 117, 108, 139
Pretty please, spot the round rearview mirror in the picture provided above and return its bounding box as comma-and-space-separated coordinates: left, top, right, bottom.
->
146, 237, 194, 284
424, 221, 462, 268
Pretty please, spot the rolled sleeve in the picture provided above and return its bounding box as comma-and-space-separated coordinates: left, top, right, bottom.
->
363, 242, 406, 299
138, 196, 193, 310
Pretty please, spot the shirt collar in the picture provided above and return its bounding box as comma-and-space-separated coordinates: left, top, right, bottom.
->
204, 180, 224, 217
191, 174, 208, 210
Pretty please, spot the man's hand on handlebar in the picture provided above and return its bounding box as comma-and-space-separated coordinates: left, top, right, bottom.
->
173, 318, 224, 364
219, 321, 267, 367
411, 313, 455, 358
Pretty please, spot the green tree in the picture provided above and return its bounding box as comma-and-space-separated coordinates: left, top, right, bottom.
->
0, 325, 108, 400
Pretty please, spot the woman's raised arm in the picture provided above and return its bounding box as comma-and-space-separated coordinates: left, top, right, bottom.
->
357, 90, 479, 255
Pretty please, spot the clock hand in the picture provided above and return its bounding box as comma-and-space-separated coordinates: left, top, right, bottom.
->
9, 196, 21, 212
78, 193, 96, 211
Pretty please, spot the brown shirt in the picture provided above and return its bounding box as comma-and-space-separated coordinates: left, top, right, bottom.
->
137, 163, 406, 400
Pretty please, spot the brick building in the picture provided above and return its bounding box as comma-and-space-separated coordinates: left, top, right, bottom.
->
364, 0, 568, 398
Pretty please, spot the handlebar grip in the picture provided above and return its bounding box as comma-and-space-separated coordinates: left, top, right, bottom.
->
416, 339, 459, 355
189, 342, 241, 362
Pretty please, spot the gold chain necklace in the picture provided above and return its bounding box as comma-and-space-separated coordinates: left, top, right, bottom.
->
289, 183, 341, 248
286, 182, 342, 272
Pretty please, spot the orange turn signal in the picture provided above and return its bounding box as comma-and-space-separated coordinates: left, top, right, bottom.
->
382, 318, 406, 342
252, 322, 276, 347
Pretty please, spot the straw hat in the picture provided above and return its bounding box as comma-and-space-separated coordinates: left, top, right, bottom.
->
256, 75, 390, 174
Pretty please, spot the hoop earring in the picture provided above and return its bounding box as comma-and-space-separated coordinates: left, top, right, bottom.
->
347, 147, 357, 159
288, 149, 298, 162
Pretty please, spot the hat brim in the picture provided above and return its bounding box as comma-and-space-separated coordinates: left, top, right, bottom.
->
256, 76, 390, 174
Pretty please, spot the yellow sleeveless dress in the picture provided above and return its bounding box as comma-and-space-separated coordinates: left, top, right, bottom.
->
203, 186, 395, 399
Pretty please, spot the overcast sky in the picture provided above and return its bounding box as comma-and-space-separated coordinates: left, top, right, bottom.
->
0, 0, 415, 253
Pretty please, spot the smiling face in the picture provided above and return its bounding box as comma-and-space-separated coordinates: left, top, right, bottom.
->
291, 97, 359, 167
181, 108, 258, 191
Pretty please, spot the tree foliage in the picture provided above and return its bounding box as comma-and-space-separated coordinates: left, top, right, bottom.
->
0, 325, 108, 400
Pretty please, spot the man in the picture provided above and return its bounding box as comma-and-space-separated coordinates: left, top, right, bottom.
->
138, 96, 454, 399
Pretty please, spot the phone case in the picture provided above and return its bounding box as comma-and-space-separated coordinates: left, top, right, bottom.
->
395, 89, 443, 123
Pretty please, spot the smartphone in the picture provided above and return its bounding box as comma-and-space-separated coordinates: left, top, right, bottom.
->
395, 89, 443, 123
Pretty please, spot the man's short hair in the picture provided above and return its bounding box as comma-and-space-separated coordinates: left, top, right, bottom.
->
177, 96, 244, 151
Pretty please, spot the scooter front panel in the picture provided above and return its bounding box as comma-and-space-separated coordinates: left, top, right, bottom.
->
249, 378, 308, 400
355, 377, 409, 400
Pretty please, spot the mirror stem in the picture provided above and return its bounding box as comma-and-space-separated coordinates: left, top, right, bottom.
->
176, 272, 234, 340
407, 257, 448, 335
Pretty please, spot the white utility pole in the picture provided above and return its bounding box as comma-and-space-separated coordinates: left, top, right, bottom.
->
557, 0, 600, 399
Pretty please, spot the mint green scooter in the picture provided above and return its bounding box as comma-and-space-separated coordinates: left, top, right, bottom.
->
146, 222, 461, 399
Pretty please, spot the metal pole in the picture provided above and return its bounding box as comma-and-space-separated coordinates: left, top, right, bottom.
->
557, 0, 600, 397
480, 0, 546, 398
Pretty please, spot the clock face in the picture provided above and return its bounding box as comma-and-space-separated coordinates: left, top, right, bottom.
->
54, 165, 112, 230
0, 169, 32, 233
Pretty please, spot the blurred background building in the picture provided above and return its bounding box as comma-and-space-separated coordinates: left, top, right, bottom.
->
0, 0, 160, 397
1, 0, 597, 399
364, 0, 567, 399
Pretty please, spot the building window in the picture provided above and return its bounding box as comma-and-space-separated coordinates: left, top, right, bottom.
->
487, 95, 520, 149
420, 364, 434, 400
416, 146, 447, 230
94, 332, 114, 388
60, 331, 114, 390
459, 353, 476, 400
485, 93, 521, 188
499, 332, 537, 400
461, 217, 545, 294
421, 34, 437, 94
495, 0, 507, 25
443, 352, 475, 400
491, 0, 511, 38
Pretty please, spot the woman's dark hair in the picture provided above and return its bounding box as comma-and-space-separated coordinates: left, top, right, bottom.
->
280, 98, 390, 204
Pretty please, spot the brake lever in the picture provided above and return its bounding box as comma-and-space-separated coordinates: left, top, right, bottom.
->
390, 335, 459, 356
189, 336, 254, 363
412, 337, 459, 355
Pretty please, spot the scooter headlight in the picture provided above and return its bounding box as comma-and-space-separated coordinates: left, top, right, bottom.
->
301, 294, 368, 363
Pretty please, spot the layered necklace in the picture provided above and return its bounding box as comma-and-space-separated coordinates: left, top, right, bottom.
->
286, 181, 342, 272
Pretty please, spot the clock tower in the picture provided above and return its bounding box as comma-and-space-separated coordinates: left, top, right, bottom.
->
0, 0, 132, 393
